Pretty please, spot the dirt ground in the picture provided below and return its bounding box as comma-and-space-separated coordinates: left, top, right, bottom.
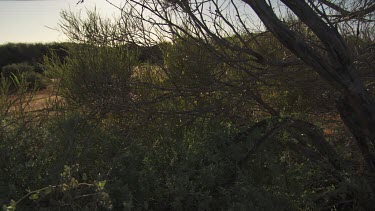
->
9, 86, 62, 112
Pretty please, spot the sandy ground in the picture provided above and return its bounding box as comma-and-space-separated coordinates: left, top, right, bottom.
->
8, 86, 62, 112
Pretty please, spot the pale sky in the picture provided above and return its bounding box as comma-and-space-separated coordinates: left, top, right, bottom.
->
0, 0, 123, 44
0, 0, 268, 44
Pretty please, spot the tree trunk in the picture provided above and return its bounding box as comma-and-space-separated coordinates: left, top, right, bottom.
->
337, 90, 375, 172
244, 0, 375, 173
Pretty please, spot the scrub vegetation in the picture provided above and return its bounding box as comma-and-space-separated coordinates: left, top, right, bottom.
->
1, 0, 375, 210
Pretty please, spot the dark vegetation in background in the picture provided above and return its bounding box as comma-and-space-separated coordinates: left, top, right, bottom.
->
0, 43, 68, 72
0, 43, 162, 70
0, 43, 68, 91
0, 43, 162, 91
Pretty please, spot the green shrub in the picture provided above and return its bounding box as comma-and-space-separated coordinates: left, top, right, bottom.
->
1, 63, 47, 90
23, 70, 47, 90
45, 45, 138, 113
1, 63, 34, 78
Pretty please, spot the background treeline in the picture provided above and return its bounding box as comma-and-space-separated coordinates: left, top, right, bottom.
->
0, 43, 68, 91
0, 43, 162, 70
0, 43, 68, 70
0, 43, 162, 91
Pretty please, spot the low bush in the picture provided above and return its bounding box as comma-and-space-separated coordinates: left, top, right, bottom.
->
1, 63, 34, 78
1, 63, 47, 91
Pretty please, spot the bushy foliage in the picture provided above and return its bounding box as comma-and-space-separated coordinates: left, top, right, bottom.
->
1, 42, 370, 211
1, 7, 374, 211
0, 43, 68, 70
45, 44, 138, 114
1, 63, 47, 91
1, 63, 34, 78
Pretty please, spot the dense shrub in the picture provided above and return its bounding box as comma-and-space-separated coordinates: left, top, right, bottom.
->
1, 7, 374, 210
45, 45, 138, 114
0, 43, 68, 70
1, 63, 34, 78
1, 63, 47, 90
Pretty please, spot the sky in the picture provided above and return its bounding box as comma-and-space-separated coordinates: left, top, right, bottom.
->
0, 0, 269, 44
0, 0, 123, 44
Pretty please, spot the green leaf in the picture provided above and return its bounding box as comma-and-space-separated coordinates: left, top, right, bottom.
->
29, 193, 39, 200
97, 181, 106, 190
3, 200, 16, 211
10, 73, 20, 86
44, 186, 53, 195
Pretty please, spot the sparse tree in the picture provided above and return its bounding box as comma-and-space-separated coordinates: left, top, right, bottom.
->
94, 0, 375, 176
